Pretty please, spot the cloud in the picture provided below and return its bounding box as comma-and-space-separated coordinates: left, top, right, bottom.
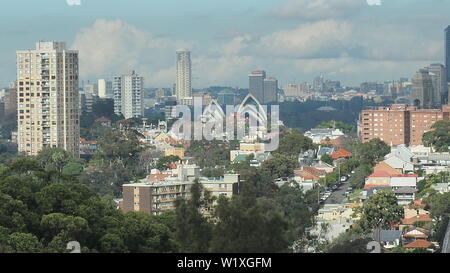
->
71, 19, 189, 85
70, 18, 443, 88
246, 20, 442, 62
271, 0, 367, 20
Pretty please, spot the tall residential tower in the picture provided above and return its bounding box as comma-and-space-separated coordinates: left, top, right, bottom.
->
113, 71, 144, 119
16, 41, 80, 156
175, 49, 192, 104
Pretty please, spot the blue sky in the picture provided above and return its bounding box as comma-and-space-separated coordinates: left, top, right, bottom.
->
1, 0, 450, 88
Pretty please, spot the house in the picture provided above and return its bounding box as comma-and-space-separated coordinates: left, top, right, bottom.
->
394, 187, 417, 206
312, 161, 335, 174
387, 145, 414, 162
317, 146, 335, 159
403, 240, 433, 250
164, 147, 185, 158
304, 128, 345, 144
403, 227, 431, 243
298, 149, 315, 166
79, 138, 98, 156
383, 155, 414, 174
399, 215, 433, 231
331, 149, 352, 160
372, 230, 403, 249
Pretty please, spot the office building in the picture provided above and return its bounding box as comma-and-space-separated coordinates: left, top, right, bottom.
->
248, 71, 278, 103
359, 104, 450, 146
16, 41, 80, 156
175, 49, 192, 103
113, 71, 144, 119
411, 69, 434, 109
428, 63, 447, 107
445, 26, 450, 85
249, 70, 266, 103
263, 77, 278, 103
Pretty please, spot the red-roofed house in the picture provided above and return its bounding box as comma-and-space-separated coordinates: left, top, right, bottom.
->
403, 240, 432, 249
331, 149, 352, 160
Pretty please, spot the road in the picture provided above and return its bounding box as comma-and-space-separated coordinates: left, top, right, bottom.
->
325, 181, 351, 204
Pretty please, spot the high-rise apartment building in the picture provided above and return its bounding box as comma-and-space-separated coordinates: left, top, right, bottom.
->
16, 41, 80, 156
411, 69, 434, 109
113, 71, 144, 119
249, 70, 266, 103
359, 104, 450, 147
98, 79, 113, 98
427, 63, 447, 107
175, 49, 192, 104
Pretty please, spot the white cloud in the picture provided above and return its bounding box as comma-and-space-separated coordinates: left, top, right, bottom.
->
70, 18, 443, 88
271, 0, 367, 20
71, 19, 189, 86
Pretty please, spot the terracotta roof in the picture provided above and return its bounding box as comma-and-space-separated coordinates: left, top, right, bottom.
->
296, 171, 320, 181
373, 162, 402, 175
401, 215, 433, 225
95, 116, 111, 123
331, 149, 352, 159
403, 240, 432, 249
146, 173, 173, 181
368, 170, 393, 178
363, 184, 390, 189
301, 166, 326, 177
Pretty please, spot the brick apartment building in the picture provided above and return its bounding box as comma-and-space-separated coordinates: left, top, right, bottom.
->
359, 104, 450, 146
122, 168, 240, 215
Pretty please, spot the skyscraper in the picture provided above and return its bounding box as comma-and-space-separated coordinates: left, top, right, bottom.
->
98, 79, 113, 98
249, 70, 266, 103
427, 63, 447, 107
176, 49, 192, 104
446, 26, 450, 103
445, 26, 450, 83
113, 71, 144, 119
411, 69, 434, 109
263, 77, 278, 103
16, 41, 80, 156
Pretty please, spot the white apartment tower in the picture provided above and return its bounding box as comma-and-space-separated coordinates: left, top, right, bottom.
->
16, 41, 80, 156
98, 78, 113, 98
113, 71, 144, 119
176, 49, 192, 104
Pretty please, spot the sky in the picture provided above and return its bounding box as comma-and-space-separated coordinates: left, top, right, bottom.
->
0, 0, 449, 88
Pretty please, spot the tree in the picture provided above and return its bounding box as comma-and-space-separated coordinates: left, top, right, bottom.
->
275, 132, 315, 158
320, 154, 333, 165
7, 232, 42, 253
423, 120, 450, 152
326, 229, 370, 253
210, 182, 290, 253
429, 192, 450, 243
355, 138, 390, 164
156, 155, 181, 171
175, 181, 213, 253
356, 191, 404, 232
260, 154, 297, 179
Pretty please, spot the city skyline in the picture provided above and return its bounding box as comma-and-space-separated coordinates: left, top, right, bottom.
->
0, 0, 450, 89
